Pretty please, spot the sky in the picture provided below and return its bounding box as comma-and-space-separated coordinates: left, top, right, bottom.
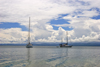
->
0, 0, 100, 44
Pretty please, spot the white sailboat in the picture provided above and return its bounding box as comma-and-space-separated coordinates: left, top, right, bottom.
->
26, 17, 33, 48
60, 31, 72, 47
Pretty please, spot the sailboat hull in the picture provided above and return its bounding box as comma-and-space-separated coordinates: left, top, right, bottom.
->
26, 44, 33, 48
61, 45, 72, 47
60, 44, 72, 48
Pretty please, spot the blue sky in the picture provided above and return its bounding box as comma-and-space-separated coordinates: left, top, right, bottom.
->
92, 15, 100, 20
0, 22, 27, 31
0, 0, 100, 44
48, 15, 72, 30
0, 13, 73, 31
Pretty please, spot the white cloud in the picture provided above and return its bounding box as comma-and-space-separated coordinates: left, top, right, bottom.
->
0, 0, 100, 44
77, 10, 99, 17
0, 0, 76, 22
0, 28, 28, 43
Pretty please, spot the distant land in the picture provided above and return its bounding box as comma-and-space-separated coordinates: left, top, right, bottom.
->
0, 42, 100, 46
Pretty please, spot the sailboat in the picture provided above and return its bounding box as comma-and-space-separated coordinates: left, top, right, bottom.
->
26, 17, 33, 48
59, 31, 72, 47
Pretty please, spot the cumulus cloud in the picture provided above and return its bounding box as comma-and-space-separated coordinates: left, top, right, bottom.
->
0, 28, 28, 43
0, 0, 100, 44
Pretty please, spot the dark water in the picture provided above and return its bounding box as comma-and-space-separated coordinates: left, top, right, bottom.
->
0, 46, 100, 67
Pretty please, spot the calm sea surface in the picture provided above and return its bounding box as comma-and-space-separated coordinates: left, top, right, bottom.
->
0, 46, 100, 67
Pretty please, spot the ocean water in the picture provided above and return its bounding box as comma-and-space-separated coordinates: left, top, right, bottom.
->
0, 46, 100, 67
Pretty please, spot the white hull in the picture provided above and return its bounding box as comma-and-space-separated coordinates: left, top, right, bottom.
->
26, 43, 33, 48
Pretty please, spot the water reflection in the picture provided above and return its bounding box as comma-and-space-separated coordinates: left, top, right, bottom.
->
27, 48, 30, 63
26, 48, 31, 67
1, 46, 100, 67
25, 47, 100, 67
52, 48, 68, 67
26, 48, 69, 67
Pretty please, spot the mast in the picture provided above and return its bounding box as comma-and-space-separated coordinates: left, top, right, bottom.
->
66, 31, 68, 45
28, 17, 30, 44
26, 17, 33, 48
61, 37, 63, 44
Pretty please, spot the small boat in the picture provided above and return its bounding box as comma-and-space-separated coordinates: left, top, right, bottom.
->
26, 17, 33, 48
60, 43, 72, 47
60, 31, 72, 47
26, 43, 33, 48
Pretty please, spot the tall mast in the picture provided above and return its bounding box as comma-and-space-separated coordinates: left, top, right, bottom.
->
66, 31, 68, 44
61, 37, 63, 44
28, 17, 30, 44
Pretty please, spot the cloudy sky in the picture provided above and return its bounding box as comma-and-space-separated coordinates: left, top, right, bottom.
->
0, 0, 100, 44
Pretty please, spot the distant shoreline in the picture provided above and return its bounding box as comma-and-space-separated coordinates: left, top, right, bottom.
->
0, 42, 100, 46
